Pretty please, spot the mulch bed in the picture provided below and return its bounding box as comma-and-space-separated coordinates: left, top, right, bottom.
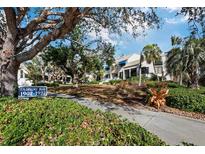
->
49, 84, 205, 121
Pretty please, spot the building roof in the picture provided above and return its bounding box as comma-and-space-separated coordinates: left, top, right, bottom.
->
116, 55, 129, 63
123, 59, 140, 69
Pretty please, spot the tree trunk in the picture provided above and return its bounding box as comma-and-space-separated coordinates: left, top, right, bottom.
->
41, 67, 46, 83
73, 73, 79, 87
138, 67, 142, 86
153, 62, 159, 82
0, 60, 20, 96
179, 72, 183, 86
190, 78, 199, 89
0, 8, 19, 96
189, 71, 199, 89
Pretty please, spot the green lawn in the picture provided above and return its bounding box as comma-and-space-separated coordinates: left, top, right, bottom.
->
0, 97, 166, 146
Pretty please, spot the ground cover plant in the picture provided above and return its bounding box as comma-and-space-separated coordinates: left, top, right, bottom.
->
0, 97, 166, 146
166, 87, 205, 114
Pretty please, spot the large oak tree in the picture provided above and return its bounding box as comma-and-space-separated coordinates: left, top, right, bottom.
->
0, 7, 160, 96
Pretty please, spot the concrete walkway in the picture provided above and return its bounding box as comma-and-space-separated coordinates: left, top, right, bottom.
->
48, 93, 205, 145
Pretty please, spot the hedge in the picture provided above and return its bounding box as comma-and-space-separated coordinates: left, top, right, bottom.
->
108, 80, 122, 85
166, 91, 205, 114
146, 81, 185, 89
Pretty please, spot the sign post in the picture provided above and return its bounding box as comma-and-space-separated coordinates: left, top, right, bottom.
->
18, 86, 47, 99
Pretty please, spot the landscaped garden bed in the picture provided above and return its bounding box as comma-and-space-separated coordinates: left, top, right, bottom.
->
49, 83, 205, 121
0, 97, 166, 146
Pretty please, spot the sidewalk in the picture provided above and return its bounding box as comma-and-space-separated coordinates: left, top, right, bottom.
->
48, 93, 205, 145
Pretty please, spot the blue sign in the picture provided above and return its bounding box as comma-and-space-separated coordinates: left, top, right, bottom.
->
18, 86, 47, 98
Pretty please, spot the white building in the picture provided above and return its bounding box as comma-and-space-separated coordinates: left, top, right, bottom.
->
104, 53, 171, 80
17, 63, 33, 86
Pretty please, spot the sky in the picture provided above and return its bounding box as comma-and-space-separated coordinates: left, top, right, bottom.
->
16, 7, 192, 57
92, 7, 191, 57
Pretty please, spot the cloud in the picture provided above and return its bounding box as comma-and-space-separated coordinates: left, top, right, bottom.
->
161, 7, 181, 13
88, 28, 118, 45
164, 16, 188, 24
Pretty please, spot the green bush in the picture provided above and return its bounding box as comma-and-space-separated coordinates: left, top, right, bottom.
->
146, 81, 157, 88
0, 98, 166, 146
128, 76, 149, 83
166, 81, 184, 88
88, 80, 100, 84
129, 76, 138, 81
166, 87, 205, 113
108, 80, 122, 85
146, 81, 185, 89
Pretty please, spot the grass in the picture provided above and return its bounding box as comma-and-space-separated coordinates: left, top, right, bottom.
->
0, 97, 166, 146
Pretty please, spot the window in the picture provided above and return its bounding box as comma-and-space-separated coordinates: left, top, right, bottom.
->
141, 67, 149, 74
20, 70, 24, 78
25, 73, 28, 78
131, 68, 137, 77
155, 66, 162, 74
125, 70, 129, 79
105, 66, 110, 71
119, 72, 123, 79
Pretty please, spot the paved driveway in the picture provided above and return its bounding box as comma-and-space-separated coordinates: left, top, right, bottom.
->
49, 93, 205, 145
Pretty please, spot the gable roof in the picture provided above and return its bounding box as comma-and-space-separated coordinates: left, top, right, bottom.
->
123, 59, 140, 68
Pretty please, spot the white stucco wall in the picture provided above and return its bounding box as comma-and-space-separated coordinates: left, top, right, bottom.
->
17, 64, 33, 86
103, 53, 171, 80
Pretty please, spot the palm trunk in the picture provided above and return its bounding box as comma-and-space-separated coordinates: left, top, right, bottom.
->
153, 62, 159, 81
138, 67, 142, 86
189, 70, 199, 89
138, 52, 142, 86
179, 72, 183, 86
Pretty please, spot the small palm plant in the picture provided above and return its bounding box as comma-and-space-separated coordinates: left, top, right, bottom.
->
146, 82, 169, 109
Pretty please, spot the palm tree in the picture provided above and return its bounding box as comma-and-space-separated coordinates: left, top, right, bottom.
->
138, 44, 162, 86
183, 38, 205, 88
142, 44, 162, 81
166, 36, 191, 86
166, 48, 186, 85
138, 51, 144, 86
166, 36, 205, 88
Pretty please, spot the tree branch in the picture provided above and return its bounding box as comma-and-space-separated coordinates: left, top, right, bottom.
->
17, 32, 42, 53
16, 7, 29, 26
16, 8, 82, 63
18, 8, 51, 39
4, 8, 17, 38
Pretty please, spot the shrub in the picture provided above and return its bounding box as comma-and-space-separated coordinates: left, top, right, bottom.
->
150, 73, 158, 81
146, 81, 157, 88
147, 81, 184, 89
166, 93, 205, 113
165, 81, 185, 88
129, 76, 138, 82
146, 81, 167, 89
88, 80, 100, 84
150, 73, 166, 81
108, 80, 122, 85
0, 98, 166, 146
